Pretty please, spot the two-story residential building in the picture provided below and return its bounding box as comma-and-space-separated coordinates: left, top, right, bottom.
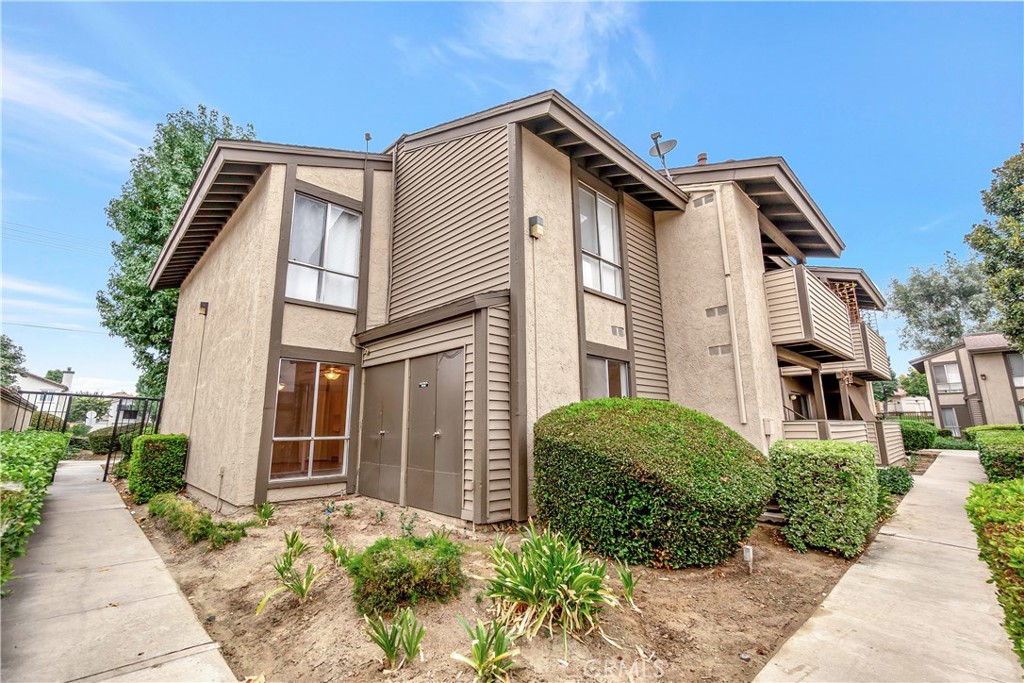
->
911, 332, 1024, 435
151, 90, 901, 523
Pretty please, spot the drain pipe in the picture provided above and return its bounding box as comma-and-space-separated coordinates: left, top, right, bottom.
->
683, 182, 748, 425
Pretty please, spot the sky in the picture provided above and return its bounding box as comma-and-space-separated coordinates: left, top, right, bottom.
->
2, 1, 1022, 393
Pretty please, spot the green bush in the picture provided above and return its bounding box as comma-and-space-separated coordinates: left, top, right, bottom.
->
965, 424, 1024, 443
128, 434, 187, 503
933, 436, 975, 450
533, 398, 774, 568
29, 411, 63, 431
965, 479, 1024, 665
937, 428, 953, 438
87, 426, 117, 454
346, 534, 465, 614
978, 431, 1024, 483
1, 431, 69, 587
898, 420, 938, 452
148, 492, 253, 550
877, 466, 914, 496
770, 440, 879, 558
69, 423, 90, 437
67, 435, 90, 452
119, 426, 154, 457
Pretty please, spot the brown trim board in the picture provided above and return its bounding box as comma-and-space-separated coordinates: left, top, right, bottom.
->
294, 179, 363, 213
586, 341, 632, 363
356, 167, 375, 333
267, 475, 347, 491
355, 291, 510, 345
507, 122, 529, 522
615, 190, 638, 397
570, 162, 588, 399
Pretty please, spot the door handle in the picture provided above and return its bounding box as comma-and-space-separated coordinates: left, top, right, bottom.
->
379, 430, 386, 436
433, 430, 441, 438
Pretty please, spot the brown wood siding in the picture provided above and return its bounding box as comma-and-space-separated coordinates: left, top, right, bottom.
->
865, 325, 889, 377
781, 421, 819, 440
624, 198, 669, 400
764, 269, 805, 344
825, 420, 869, 443
881, 422, 906, 463
805, 275, 855, 358
486, 305, 513, 521
390, 128, 511, 319
865, 422, 882, 464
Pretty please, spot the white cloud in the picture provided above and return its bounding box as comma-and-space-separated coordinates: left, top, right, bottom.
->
71, 375, 137, 394
0, 275, 91, 303
2, 299, 97, 318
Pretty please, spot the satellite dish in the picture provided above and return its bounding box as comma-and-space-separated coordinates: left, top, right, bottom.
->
648, 138, 677, 157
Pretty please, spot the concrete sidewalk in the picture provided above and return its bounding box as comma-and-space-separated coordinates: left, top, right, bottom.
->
755, 450, 1019, 682
1, 460, 236, 682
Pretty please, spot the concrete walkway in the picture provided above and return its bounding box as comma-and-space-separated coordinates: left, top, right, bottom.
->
1, 461, 236, 682
756, 450, 1019, 683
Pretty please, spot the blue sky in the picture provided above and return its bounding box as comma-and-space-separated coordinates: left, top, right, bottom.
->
2, 2, 1022, 392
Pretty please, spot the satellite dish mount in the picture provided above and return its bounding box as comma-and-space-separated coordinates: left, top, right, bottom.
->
648, 132, 677, 181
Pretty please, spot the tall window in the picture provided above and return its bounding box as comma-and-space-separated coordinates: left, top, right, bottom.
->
939, 407, 961, 437
286, 194, 361, 309
585, 356, 629, 399
1009, 353, 1023, 389
933, 363, 963, 393
578, 184, 623, 298
272, 359, 352, 480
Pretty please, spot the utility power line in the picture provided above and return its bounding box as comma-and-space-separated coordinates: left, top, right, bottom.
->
1, 322, 109, 335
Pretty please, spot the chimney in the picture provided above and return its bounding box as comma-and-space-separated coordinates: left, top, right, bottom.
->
61, 367, 74, 390
697, 152, 708, 166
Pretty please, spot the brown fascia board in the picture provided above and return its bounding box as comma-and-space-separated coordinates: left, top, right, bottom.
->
807, 266, 887, 310
387, 90, 689, 212
670, 157, 845, 257
147, 139, 393, 290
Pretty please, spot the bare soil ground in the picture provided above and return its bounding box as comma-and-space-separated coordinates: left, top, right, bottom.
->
115, 485, 855, 683
908, 452, 939, 476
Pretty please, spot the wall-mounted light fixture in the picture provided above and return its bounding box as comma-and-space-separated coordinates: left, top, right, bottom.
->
529, 215, 544, 239
980, 373, 988, 381
199, 301, 209, 316
788, 393, 799, 402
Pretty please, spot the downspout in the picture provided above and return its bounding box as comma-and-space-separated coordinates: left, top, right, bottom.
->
681, 183, 748, 425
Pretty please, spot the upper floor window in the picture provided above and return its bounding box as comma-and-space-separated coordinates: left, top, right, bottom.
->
933, 362, 963, 393
1009, 352, 1023, 389
286, 193, 361, 309
578, 184, 623, 298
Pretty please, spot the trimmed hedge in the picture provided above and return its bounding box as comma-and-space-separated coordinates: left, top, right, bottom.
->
533, 398, 775, 568
346, 534, 465, 614
128, 434, 187, 503
933, 436, 975, 451
977, 431, 1024, 483
29, 411, 63, 431
119, 426, 154, 457
965, 479, 1024, 665
937, 428, 954, 438
87, 426, 117, 454
965, 424, 1024, 443
898, 420, 938, 452
1, 431, 69, 587
877, 466, 914, 496
770, 440, 879, 558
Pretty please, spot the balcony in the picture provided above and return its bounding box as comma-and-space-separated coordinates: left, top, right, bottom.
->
782, 321, 891, 381
781, 419, 906, 466
765, 266, 855, 364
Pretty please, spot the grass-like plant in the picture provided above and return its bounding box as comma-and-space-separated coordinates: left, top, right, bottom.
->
255, 502, 276, 527
256, 562, 327, 615
399, 607, 425, 662
374, 508, 387, 524
400, 512, 419, 538
323, 534, 353, 567
614, 561, 640, 612
283, 530, 309, 558
365, 612, 403, 669
487, 522, 619, 655
451, 619, 519, 683
343, 503, 354, 517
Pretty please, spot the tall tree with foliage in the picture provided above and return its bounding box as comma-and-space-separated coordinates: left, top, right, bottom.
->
887, 252, 997, 354
44, 369, 63, 383
899, 370, 930, 398
0, 335, 27, 388
872, 369, 899, 418
97, 106, 256, 397
67, 396, 113, 423
965, 144, 1024, 350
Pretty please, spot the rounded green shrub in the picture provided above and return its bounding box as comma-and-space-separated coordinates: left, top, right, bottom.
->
771, 440, 879, 558
29, 411, 63, 431
128, 434, 187, 503
898, 420, 938, 452
964, 424, 1024, 443
533, 398, 775, 568
877, 466, 914, 496
977, 432, 1024, 482
345, 534, 465, 614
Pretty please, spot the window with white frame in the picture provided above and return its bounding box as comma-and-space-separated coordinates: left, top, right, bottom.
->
286, 193, 361, 309
271, 359, 353, 480
1009, 353, 1023, 389
584, 356, 629, 400
933, 363, 963, 393
578, 184, 623, 298
939, 407, 961, 437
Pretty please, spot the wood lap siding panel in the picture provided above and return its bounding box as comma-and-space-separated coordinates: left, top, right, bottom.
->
826, 421, 869, 443
806, 276, 855, 358
764, 269, 804, 344
624, 198, 670, 400
390, 128, 511, 319
865, 325, 889, 376
486, 305, 513, 521
882, 422, 906, 461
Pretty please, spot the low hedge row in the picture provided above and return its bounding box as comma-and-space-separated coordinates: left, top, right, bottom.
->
129, 434, 188, 503
1, 431, 70, 587
964, 424, 1024, 443
770, 440, 879, 558
148, 493, 252, 549
965, 479, 1024, 665
533, 398, 774, 568
977, 431, 1024, 483
345, 534, 465, 614
898, 420, 938, 452
877, 466, 914, 496
933, 436, 975, 451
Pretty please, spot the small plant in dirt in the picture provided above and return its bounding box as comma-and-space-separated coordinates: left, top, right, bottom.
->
877, 466, 914, 496
451, 619, 519, 683
255, 502, 276, 527
343, 503, 354, 517
400, 512, 419, 538
322, 500, 338, 515
364, 607, 425, 670
615, 561, 641, 613
346, 534, 465, 614
283, 530, 309, 559
399, 607, 426, 663
256, 562, 327, 615
487, 522, 619, 655
374, 508, 387, 524
323, 533, 353, 567
430, 526, 453, 541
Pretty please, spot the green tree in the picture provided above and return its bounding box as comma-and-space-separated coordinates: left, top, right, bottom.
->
899, 370, 930, 398
0, 335, 27, 388
44, 369, 63, 383
68, 396, 113, 423
964, 144, 1024, 350
887, 252, 997, 354
872, 369, 899, 418
97, 106, 256, 397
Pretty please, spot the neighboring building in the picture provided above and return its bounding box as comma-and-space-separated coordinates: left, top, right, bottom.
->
880, 388, 932, 416
16, 368, 74, 417
911, 332, 1024, 436
150, 90, 901, 521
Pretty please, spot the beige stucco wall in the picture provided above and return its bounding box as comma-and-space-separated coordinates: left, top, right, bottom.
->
280, 303, 357, 352
975, 352, 1021, 424
583, 293, 627, 349
295, 166, 363, 201
927, 350, 966, 408
366, 170, 393, 329
163, 164, 283, 509
520, 130, 581, 481
656, 182, 783, 451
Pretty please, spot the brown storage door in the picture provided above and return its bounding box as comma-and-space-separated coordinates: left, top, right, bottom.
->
358, 361, 404, 503
406, 355, 438, 513
432, 349, 464, 518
